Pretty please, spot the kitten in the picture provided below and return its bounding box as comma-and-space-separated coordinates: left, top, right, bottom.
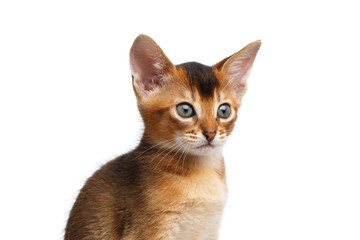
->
65, 35, 261, 240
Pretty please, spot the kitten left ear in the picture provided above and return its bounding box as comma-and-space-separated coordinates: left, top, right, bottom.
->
215, 40, 261, 97
130, 34, 174, 98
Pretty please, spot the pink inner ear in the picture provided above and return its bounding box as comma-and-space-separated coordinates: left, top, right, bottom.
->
218, 40, 261, 96
227, 57, 251, 82
130, 48, 164, 92
226, 57, 252, 93
130, 35, 173, 96
142, 76, 162, 91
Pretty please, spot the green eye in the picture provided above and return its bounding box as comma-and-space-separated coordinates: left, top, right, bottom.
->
176, 103, 195, 118
217, 104, 231, 118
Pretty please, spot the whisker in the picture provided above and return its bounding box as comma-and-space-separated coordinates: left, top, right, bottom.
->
166, 140, 186, 170
148, 139, 179, 164
181, 143, 191, 171
154, 140, 184, 169
176, 141, 190, 172
135, 138, 178, 159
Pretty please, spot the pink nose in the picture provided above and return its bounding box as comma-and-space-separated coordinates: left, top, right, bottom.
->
202, 130, 216, 143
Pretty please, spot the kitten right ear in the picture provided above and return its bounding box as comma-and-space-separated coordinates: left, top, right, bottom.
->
215, 40, 261, 97
130, 35, 174, 98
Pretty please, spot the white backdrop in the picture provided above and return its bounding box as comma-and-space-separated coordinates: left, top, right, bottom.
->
1, 1, 359, 239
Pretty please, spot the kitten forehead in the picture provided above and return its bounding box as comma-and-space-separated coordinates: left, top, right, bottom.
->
176, 62, 220, 98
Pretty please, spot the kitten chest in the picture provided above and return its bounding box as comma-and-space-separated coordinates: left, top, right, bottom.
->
149, 169, 227, 239
174, 197, 226, 239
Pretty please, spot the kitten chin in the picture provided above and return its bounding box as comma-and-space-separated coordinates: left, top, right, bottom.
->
185, 141, 224, 158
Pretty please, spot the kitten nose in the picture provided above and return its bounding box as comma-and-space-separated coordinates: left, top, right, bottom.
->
202, 130, 216, 143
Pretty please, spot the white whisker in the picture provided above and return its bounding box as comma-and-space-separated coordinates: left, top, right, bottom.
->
166, 139, 186, 170
181, 143, 191, 170
148, 139, 179, 164
175, 140, 190, 172
154, 140, 184, 169
135, 138, 178, 159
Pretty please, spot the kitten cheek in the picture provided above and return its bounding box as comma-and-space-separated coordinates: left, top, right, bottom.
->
175, 118, 197, 131
218, 117, 236, 132
212, 136, 225, 146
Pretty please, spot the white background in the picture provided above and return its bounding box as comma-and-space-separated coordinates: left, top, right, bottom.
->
0, 0, 359, 239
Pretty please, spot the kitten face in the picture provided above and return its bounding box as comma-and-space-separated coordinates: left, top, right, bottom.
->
136, 64, 241, 158
162, 65, 238, 157
130, 35, 261, 158
171, 88, 235, 157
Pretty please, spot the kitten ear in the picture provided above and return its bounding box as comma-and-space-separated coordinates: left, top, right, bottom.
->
130, 34, 174, 98
215, 40, 261, 97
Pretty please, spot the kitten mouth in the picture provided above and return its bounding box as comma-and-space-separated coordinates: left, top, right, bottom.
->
196, 143, 214, 149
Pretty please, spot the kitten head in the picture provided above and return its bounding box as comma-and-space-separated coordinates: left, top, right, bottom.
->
130, 35, 261, 157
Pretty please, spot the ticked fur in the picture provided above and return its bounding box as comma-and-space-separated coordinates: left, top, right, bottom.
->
65, 35, 261, 240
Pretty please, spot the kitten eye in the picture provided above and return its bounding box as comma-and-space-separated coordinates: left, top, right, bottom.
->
217, 104, 231, 118
176, 103, 195, 118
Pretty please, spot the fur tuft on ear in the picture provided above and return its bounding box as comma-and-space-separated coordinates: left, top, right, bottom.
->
130, 34, 174, 98
215, 40, 261, 97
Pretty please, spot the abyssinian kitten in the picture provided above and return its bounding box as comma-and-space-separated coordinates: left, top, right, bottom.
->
65, 34, 261, 240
